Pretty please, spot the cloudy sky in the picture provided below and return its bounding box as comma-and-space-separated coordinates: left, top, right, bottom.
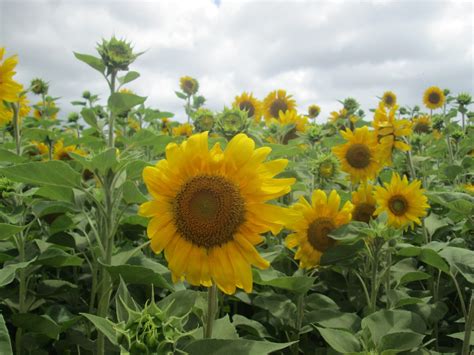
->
1, 0, 473, 122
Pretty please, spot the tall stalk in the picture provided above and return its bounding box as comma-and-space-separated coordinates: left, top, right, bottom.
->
14, 231, 26, 355
204, 284, 218, 338
107, 70, 117, 148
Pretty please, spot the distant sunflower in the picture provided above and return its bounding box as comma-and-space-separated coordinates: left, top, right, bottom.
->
332, 126, 382, 182
0, 48, 23, 102
432, 129, 443, 140
139, 132, 295, 294
329, 108, 348, 124
381, 91, 397, 108
372, 103, 412, 165
423, 86, 445, 110
263, 90, 296, 122
374, 173, 429, 230
53, 140, 86, 161
31, 140, 49, 157
351, 183, 377, 223
179, 76, 199, 96
34, 100, 58, 120
277, 110, 308, 144
233, 92, 262, 122
285, 190, 353, 269
172, 123, 193, 137
412, 115, 431, 134
308, 104, 321, 119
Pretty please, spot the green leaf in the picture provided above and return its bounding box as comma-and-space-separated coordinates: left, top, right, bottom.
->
158, 290, 197, 318
439, 246, 474, 283
0, 259, 36, 287
118, 71, 140, 85
315, 327, 361, 353
81, 108, 99, 130
232, 315, 271, 340
80, 313, 117, 345
175, 91, 187, 99
0, 223, 25, 240
320, 240, 365, 265
103, 263, 172, 290
252, 269, 315, 294
0, 149, 27, 164
306, 310, 360, 332
122, 181, 146, 204
191, 315, 239, 340
328, 221, 368, 241
36, 247, 83, 267
108, 93, 146, 114
34, 186, 75, 203
379, 331, 425, 352
305, 293, 339, 311
444, 165, 463, 180
73, 52, 105, 74
90, 148, 119, 175
183, 339, 295, 355
0, 161, 82, 188
447, 331, 474, 345
11, 313, 60, 339
0, 315, 13, 355
115, 277, 139, 323
419, 248, 449, 273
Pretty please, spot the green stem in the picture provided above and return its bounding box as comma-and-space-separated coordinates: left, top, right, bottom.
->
12, 103, 21, 155
204, 284, 218, 338
385, 250, 392, 309
108, 71, 117, 148
14, 233, 27, 355
451, 272, 468, 320
186, 96, 191, 124
292, 293, 305, 355
462, 295, 474, 355
370, 242, 381, 314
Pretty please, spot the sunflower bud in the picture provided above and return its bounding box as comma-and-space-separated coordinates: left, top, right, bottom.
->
193, 108, 215, 132
82, 90, 91, 100
456, 92, 472, 106
342, 97, 360, 115
68, 112, 79, 123
97, 36, 139, 74
30, 78, 49, 95
216, 107, 250, 139
313, 155, 339, 181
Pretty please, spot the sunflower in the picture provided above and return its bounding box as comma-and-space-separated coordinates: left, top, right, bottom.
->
31, 140, 50, 157
412, 115, 431, 134
53, 140, 86, 161
314, 155, 339, 181
179, 76, 199, 96
463, 183, 474, 194
0, 91, 30, 126
34, 100, 58, 120
172, 123, 193, 137
128, 118, 140, 131
374, 173, 429, 230
423, 86, 445, 110
285, 190, 353, 269
263, 90, 296, 122
0, 48, 23, 102
372, 103, 412, 165
119, 88, 134, 94
275, 110, 308, 144
329, 108, 348, 124
332, 126, 383, 183
233, 92, 262, 122
308, 104, 321, 119
432, 129, 443, 140
351, 183, 377, 223
381, 91, 397, 108
139, 132, 295, 294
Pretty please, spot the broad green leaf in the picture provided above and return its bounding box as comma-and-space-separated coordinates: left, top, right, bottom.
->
328, 221, 369, 241
11, 313, 60, 339
0, 149, 27, 164
103, 263, 172, 290
0, 223, 25, 240
91, 148, 119, 175
305, 293, 339, 311
36, 247, 83, 267
0, 161, 82, 188
320, 240, 365, 265
35, 186, 75, 203
419, 248, 449, 273
115, 277, 139, 323
183, 339, 294, 355
81, 107, 99, 130
379, 331, 426, 352
232, 315, 271, 339
0, 314, 12, 355
444, 165, 463, 180
447, 331, 474, 345
315, 327, 361, 353
158, 290, 197, 318
80, 313, 117, 345
252, 269, 315, 294
118, 71, 140, 85
122, 180, 146, 204
306, 309, 360, 332
73, 52, 105, 73
439, 246, 474, 283
108, 92, 146, 114
0, 259, 36, 287
191, 315, 239, 340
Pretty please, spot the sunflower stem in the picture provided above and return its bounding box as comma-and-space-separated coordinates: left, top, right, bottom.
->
204, 284, 218, 338
462, 295, 474, 355
108, 70, 117, 148
11, 102, 21, 155
292, 292, 305, 355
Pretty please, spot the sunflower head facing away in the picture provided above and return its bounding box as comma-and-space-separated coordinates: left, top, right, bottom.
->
413, 115, 432, 134
233, 92, 262, 122
351, 183, 377, 223
263, 90, 296, 122
0, 47, 23, 103
216, 107, 250, 139
423, 86, 445, 110
374, 173, 429, 230
285, 190, 353, 269
179, 76, 199, 96
139, 132, 295, 294
193, 108, 215, 132
381, 91, 397, 108
308, 104, 321, 119
332, 126, 383, 183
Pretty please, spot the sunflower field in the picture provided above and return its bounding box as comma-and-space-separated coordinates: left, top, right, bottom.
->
0, 38, 473, 355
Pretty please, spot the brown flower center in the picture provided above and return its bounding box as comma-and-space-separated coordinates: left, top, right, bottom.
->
352, 202, 376, 223
388, 195, 408, 216
384, 94, 394, 106
239, 100, 255, 117
345, 143, 371, 169
57, 151, 72, 161
428, 92, 441, 104
269, 99, 288, 119
307, 218, 336, 252
173, 175, 245, 248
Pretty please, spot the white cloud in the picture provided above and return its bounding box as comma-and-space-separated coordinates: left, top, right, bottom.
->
1, 0, 473, 123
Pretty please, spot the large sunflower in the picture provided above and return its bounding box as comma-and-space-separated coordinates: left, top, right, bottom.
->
0, 48, 23, 102
263, 90, 296, 122
372, 103, 412, 165
374, 173, 429, 230
285, 190, 353, 269
332, 126, 383, 182
0, 92, 30, 126
351, 183, 377, 223
233, 92, 262, 122
381, 91, 397, 108
423, 86, 445, 110
139, 132, 295, 294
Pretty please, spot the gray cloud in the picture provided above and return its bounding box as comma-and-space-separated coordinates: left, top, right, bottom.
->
1, 0, 473, 123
